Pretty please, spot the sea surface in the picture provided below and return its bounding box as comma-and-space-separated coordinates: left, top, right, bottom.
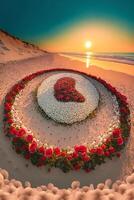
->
60, 52, 134, 65
58, 52, 134, 76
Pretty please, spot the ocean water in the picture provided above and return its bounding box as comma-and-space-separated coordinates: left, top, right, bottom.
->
60, 52, 134, 65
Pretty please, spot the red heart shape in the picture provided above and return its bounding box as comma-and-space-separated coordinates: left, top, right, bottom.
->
54, 77, 85, 102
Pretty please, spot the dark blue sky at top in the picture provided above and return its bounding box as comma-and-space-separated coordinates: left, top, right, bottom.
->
0, 0, 133, 43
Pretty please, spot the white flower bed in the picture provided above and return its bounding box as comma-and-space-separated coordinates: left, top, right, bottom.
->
37, 73, 100, 124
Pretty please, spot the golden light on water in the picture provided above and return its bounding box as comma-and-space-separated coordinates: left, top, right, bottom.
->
86, 51, 92, 68
85, 41, 92, 68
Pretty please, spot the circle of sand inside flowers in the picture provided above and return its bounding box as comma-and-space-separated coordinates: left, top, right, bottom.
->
3, 68, 130, 173
37, 73, 99, 124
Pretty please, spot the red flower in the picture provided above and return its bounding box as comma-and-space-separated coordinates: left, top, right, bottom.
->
112, 128, 122, 138
45, 148, 53, 158
72, 151, 78, 159
90, 148, 97, 154
60, 151, 67, 157
17, 128, 26, 137
67, 154, 73, 161
96, 147, 104, 156
116, 152, 121, 157
38, 146, 45, 154
29, 141, 37, 153
37, 156, 46, 166
82, 154, 90, 162
117, 137, 124, 146
109, 146, 115, 154
9, 127, 18, 136
101, 144, 107, 150
7, 119, 13, 124
53, 147, 61, 156
26, 135, 33, 143
104, 151, 110, 157
4, 113, 11, 119
74, 145, 87, 153
6, 95, 13, 102
5, 103, 12, 111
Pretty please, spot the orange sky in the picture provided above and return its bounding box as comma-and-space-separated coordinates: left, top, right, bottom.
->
39, 20, 134, 52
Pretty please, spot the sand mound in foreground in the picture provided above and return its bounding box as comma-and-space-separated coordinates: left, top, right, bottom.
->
0, 167, 134, 200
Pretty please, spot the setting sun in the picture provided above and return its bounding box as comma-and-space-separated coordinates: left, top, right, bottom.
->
85, 41, 92, 49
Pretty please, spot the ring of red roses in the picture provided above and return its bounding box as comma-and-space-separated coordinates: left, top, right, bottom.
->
3, 68, 130, 173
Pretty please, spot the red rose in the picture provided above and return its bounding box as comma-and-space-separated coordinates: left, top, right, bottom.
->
38, 146, 45, 154
45, 148, 53, 158
60, 151, 67, 157
5, 103, 12, 111
5, 113, 11, 119
116, 152, 121, 157
101, 144, 107, 150
6, 96, 13, 102
26, 135, 33, 143
117, 137, 124, 146
105, 138, 111, 145
112, 128, 122, 138
53, 147, 61, 156
40, 156, 46, 161
96, 147, 104, 155
37, 156, 46, 166
7, 119, 13, 124
17, 128, 26, 137
29, 141, 37, 153
9, 127, 18, 136
74, 145, 87, 153
109, 146, 115, 154
72, 151, 78, 158
82, 154, 90, 162
90, 148, 97, 154
67, 154, 73, 161
104, 151, 110, 157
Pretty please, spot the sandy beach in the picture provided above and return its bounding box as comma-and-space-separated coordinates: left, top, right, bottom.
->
0, 53, 134, 189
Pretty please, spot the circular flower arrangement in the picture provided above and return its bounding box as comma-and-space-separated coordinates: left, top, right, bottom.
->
3, 68, 130, 173
37, 73, 99, 124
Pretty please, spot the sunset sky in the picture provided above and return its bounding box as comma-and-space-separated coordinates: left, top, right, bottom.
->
0, 0, 133, 52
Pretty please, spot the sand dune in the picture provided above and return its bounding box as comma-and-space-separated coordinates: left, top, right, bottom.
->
0, 30, 46, 64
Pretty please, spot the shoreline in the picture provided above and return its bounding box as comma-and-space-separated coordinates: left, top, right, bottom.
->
59, 53, 134, 76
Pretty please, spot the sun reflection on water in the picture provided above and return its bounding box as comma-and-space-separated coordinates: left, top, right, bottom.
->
86, 51, 92, 68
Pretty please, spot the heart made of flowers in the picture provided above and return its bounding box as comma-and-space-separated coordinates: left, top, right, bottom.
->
54, 77, 85, 102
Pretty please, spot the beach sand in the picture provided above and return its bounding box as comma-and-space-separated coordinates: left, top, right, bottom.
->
0, 53, 134, 189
